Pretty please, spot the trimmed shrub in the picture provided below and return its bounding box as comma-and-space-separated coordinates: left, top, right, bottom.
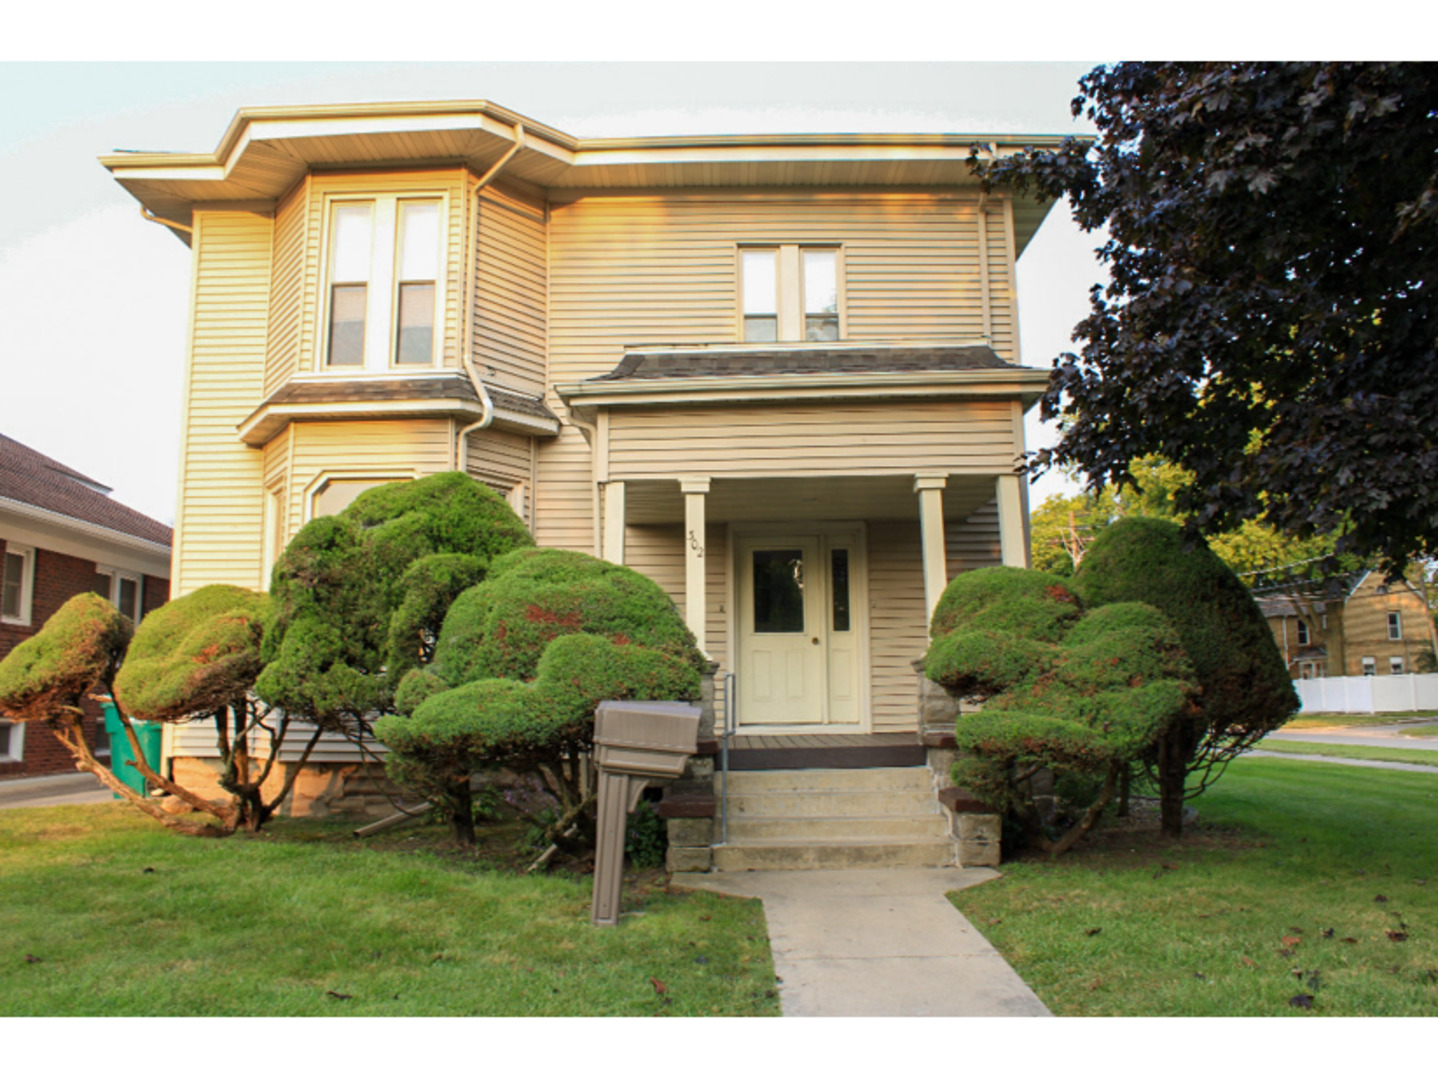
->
0, 593, 131, 723
115, 585, 270, 721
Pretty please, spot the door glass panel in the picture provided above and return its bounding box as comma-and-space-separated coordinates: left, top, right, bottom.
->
753, 549, 805, 634
831, 549, 850, 632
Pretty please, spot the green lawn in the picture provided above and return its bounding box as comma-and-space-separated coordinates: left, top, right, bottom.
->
1401, 724, 1438, 738
1258, 739, 1438, 768
1282, 712, 1438, 729
950, 757, 1438, 1016
0, 804, 778, 1016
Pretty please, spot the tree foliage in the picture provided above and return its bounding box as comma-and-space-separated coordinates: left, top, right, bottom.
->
978, 63, 1438, 575
924, 567, 1197, 855
1072, 517, 1298, 836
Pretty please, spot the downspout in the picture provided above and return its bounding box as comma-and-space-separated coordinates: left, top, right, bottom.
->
140, 206, 193, 235
453, 123, 526, 470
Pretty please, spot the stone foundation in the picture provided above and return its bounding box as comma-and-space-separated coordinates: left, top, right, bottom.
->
170, 757, 404, 819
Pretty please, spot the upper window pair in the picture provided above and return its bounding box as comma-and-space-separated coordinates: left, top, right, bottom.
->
325, 197, 442, 370
741, 246, 840, 343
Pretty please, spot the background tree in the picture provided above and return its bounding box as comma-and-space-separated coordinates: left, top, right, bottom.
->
377, 547, 706, 847
977, 63, 1438, 575
923, 566, 1197, 856
1072, 517, 1298, 837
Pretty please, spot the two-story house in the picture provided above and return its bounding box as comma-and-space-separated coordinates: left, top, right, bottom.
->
103, 101, 1061, 863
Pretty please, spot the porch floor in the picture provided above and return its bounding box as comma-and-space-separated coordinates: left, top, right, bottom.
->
724, 732, 925, 770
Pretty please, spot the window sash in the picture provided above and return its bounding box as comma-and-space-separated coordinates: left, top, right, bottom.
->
1388, 612, 1402, 640
741, 244, 841, 343
2, 546, 32, 624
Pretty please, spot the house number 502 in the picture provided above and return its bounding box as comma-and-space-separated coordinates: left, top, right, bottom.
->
688, 530, 705, 558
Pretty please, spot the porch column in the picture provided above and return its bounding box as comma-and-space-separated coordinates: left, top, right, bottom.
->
681, 477, 711, 655
996, 473, 1027, 568
914, 473, 948, 627
601, 481, 626, 565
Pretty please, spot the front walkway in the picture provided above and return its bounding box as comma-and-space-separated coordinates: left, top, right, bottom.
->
671, 867, 1051, 1017
0, 772, 112, 809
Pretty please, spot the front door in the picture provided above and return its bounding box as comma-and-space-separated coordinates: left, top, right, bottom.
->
736, 530, 864, 728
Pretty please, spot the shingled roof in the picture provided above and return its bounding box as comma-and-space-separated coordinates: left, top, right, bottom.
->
0, 434, 172, 548
595, 344, 1018, 381
259, 376, 557, 422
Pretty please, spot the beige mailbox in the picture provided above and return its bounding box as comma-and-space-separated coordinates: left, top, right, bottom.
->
591, 700, 700, 926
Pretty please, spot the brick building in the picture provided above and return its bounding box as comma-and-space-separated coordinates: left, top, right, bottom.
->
1, 434, 171, 777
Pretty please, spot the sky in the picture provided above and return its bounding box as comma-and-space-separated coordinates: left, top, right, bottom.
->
0, 59, 1104, 527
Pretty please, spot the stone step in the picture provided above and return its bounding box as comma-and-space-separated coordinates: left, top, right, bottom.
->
725, 812, 951, 844
725, 789, 940, 818
719, 765, 935, 795
712, 839, 958, 872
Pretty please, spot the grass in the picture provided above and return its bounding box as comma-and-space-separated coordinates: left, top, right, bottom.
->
949, 757, 1438, 1016
1400, 724, 1438, 737
1258, 739, 1438, 768
1280, 713, 1436, 729
0, 803, 779, 1016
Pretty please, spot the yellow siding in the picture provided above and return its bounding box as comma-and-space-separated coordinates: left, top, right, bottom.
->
263, 178, 309, 398
1340, 578, 1432, 675
174, 210, 273, 594
297, 169, 467, 373
867, 520, 928, 732
532, 427, 596, 554
473, 185, 548, 398
607, 401, 1017, 480
284, 419, 453, 534
947, 499, 1002, 576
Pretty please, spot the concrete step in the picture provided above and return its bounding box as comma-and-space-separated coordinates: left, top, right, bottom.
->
712, 839, 958, 872
725, 813, 950, 844
721, 765, 934, 795
725, 789, 940, 818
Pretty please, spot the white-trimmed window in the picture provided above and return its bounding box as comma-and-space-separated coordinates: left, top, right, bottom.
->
2, 543, 34, 625
1391, 656, 1406, 675
306, 472, 417, 521
1362, 656, 1377, 676
322, 195, 445, 371
93, 567, 143, 623
740, 245, 841, 342
1387, 612, 1402, 640
0, 720, 24, 763
1296, 620, 1310, 646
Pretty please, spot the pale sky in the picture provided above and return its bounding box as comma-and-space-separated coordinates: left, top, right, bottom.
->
0, 60, 1109, 526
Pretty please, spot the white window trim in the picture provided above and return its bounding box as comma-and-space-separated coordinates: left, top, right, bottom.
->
1390, 656, 1406, 675
303, 469, 419, 522
1387, 612, 1402, 640
0, 719, 25, 763
1362, 656, 1377, 676
1296, 620, 1310, 646
2, 542, 35, 626
736, 243, 845, 343
317, 191, 449, 374
95, 565, 144, 622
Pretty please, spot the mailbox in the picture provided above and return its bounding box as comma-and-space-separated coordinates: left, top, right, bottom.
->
591, 701, 700, 926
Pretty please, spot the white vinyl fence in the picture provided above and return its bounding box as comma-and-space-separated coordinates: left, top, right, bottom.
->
1294, 673, 1438, 714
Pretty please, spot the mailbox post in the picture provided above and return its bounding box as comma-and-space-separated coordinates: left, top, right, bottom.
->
591, 700, 700, 926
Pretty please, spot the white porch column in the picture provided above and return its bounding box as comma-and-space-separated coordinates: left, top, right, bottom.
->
914, 473, 948, 627
601, 481, 626, 565
681, 477, 711, 654
996, 473, 1028, 568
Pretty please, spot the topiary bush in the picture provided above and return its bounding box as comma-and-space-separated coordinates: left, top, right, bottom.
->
924, 567, 1198, 856
375, 548, 705, 847
1071, 516, 1298, 837
0, 592, 130, 723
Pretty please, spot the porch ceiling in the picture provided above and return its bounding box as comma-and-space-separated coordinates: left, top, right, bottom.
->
622, 473, 1000, 525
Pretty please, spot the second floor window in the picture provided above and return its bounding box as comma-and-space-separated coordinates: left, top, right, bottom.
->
1296, 620, 1310, 646
325, 197, 442, 370
741, 246, 840, 343
1388, 611, 1403, 640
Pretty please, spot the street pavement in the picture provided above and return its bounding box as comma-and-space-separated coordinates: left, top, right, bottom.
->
0, 771, 113, 809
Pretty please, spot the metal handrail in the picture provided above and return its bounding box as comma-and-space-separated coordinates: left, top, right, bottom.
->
720, 671, 736, 845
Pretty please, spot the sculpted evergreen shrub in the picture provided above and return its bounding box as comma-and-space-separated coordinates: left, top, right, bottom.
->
375, 548, 705, 846
257, 472, 533, 729
924, 567, 1197, 855
1072, 516, 1298, 836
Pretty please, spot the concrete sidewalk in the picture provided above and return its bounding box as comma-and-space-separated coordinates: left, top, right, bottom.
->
671, 867, 1050, 1017
0, 772, 113, 809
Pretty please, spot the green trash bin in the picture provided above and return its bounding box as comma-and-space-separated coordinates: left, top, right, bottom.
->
102, 703, 162, 796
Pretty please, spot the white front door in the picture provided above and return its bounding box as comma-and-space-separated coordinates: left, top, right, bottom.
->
736, 530, 864, 728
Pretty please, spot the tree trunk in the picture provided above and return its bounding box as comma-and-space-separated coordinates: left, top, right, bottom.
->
446, 778, 476, 847
1157, 733, 1186, 839
1117, 766, 1131, 818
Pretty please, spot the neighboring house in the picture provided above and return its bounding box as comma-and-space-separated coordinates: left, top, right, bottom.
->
0, 434, 171, 778
1255, 571, 1436, 679
101, 101, 1059, 856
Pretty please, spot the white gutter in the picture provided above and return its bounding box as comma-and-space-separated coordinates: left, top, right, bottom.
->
140, 206, 193, 234
454, 123, 525, 470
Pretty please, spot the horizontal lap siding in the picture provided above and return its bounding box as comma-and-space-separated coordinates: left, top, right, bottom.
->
608, 401, 1015, 479
465, 428, 532, 523
263, 179, 308, 398
474, 187, 547, 398
285, 419, 453, 531
176, 211, 272, 594
947, 499, 1002, 576
867, 521, 927, 732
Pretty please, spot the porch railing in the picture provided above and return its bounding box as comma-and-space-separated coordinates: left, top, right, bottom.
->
719, 670, 736, 845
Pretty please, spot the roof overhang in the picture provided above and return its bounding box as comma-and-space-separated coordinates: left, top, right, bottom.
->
238, 394, 560, 447
101, 99, 1081, 253
556, 366, 1051, 425
0, 496, 172, 576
